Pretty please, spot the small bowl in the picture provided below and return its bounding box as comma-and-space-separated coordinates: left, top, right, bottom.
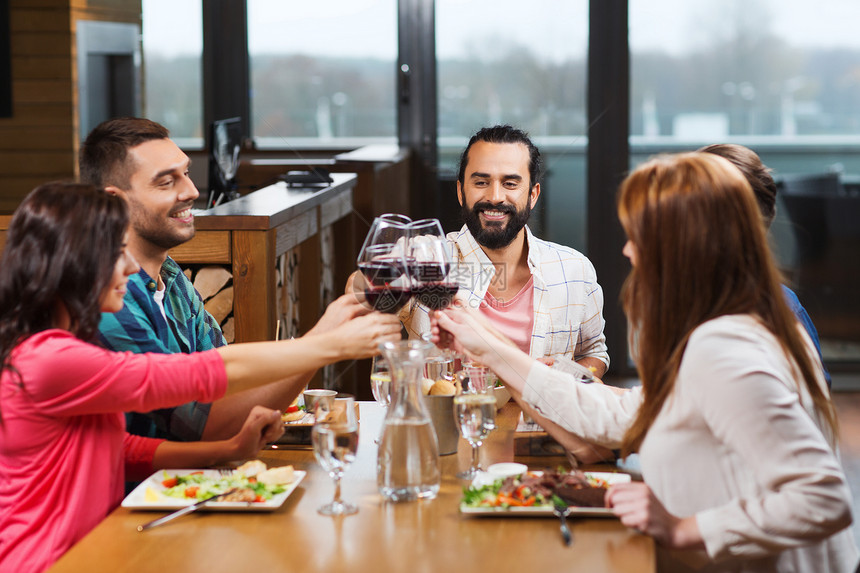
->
486, 462, 528, 480
493, 385, 512, 410
302, 389, 337, 414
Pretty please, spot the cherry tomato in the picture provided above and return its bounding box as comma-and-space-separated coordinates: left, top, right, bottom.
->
161, 477, 178, 488
185, 486, 199, 498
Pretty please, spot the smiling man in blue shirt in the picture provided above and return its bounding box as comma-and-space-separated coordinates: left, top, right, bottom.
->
81, 117, 368, 442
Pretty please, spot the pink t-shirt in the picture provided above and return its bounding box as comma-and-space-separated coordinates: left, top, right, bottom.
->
479, 276, 535, 354
0, 330, 228, 573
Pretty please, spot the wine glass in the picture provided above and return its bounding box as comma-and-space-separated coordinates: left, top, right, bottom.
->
453, 389, 497, 479
456, 362, 495, 394
370, 355, 392, 407
312, 395, 360, 516
408, 238, 457, 310
358, 214, 411, 259
407, 220, 458, 334
370, 355, 391, 444
356, 243, 413, 314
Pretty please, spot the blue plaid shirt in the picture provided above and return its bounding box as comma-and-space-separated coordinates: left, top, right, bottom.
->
98, 256, 226, 441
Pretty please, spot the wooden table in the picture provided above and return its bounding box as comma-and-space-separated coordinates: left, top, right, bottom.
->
50, 403, 654, 572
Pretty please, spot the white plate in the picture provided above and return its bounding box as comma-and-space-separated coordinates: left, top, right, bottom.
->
459, 471, 630, 517
122, 468, 306, 512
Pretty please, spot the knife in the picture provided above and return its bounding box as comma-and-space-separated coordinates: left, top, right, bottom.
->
137, 488, 238, 532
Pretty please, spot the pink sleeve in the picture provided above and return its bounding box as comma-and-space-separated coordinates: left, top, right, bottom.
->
15, 331, 228, 417
123, 433, 165, 481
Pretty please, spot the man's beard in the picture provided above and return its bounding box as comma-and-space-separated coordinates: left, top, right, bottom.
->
128, 204, 195, 251
462, 198, 531, 250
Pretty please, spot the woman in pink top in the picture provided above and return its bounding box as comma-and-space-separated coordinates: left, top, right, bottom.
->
0, 183, 402, 573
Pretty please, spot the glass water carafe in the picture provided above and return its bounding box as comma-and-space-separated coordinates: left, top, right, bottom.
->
377, 340, 441, 501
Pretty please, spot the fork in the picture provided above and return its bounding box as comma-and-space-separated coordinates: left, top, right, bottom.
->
137, 487, 238, 531
552, 501, 573, 546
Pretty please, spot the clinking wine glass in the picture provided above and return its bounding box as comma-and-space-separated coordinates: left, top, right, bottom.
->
312, 395, 360, 516
358, 213, 412, 259
356, 243, 413, 314
408, 235, 457, 311
407, 219, 459, 363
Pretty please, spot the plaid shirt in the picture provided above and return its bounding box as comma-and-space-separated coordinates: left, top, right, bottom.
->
401, 225, 609, 368
98, 256, 226, 441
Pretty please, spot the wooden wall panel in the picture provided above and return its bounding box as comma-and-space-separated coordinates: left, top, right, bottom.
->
10, 32, 72, 57
0, 0, 141, 215
12, 56, 71, 80
13, 8, 70, 31
0, 2, 74, 211
0, 124, 75, 150
14, 79, 75, 103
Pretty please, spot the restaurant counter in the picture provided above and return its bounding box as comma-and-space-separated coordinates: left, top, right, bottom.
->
49, 402, 654, 573
168, 173, 355, 351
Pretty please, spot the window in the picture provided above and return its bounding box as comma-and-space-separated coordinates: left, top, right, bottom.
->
247, 0, 397, 148
436, 0, 589, 250
630, 0, 860, 140
141, 0, 203, 147
631, 0, 860, 366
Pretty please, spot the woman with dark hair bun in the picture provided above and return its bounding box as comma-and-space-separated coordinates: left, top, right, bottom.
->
0, 183, 401, 572
432, 153, 858, 572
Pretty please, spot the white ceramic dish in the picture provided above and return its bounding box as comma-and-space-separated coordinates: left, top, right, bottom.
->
122, 468, 305, 512
493, 385, 511, 409
459, 471, 630, 517
486, 462, 528, 480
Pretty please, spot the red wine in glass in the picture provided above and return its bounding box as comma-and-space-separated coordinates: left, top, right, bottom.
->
358, 259, 405, 286
411, 283, 458, 310
409, 262, 450, 282
358, 257, 412, 313
363, 286, 412, 313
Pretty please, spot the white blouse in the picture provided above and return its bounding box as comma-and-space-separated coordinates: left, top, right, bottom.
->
521, 314, 858, 572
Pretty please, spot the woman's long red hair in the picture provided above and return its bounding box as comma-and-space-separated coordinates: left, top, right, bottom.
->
617, 153, 835, 456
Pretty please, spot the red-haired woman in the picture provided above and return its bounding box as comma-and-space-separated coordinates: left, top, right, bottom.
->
433, 153, 857, 572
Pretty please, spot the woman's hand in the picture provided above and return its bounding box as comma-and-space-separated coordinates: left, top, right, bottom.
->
227, 405, 285, 460
430, 306, 493, 364
605, 482, 704, 550
430, 305, 516, 364
307, 293, 369, 336
328, 311, 402, 359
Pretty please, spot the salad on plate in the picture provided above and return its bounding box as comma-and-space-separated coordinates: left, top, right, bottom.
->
460, 468, 630, 516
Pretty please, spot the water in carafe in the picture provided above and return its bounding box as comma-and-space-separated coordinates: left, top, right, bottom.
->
377, 340, 441, 501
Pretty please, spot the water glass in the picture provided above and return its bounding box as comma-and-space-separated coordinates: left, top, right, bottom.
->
312, 395, 359, 516
456, 363, 495, 394
453, 392, 497, 479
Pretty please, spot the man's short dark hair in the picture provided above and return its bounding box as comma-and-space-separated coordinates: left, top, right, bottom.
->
79, 117, 170, 189
457, 125, 542, 190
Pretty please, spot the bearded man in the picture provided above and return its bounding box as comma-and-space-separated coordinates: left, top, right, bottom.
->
403, 125, 609, 377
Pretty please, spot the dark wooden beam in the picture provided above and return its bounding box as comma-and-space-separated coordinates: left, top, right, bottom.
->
587, 1, 633, 375
202, 0, 250, 137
